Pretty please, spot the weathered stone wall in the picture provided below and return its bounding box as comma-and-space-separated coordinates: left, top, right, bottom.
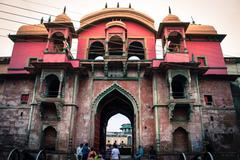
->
199, 79, 240, 152
0, 77, 34, 147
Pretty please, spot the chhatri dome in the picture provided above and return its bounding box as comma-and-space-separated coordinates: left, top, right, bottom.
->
16, 18, 48, 35
162, 7, 181, 23
186, 24, 218, 35
53, 7, 72, 23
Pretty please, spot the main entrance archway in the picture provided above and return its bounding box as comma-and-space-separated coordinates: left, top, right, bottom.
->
91, 84, 139, 154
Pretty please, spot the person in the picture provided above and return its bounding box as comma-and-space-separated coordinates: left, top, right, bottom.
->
111, 144, 120, 160
82, 143, 90, 160
134, 145, 144, 160
148, 146, 156, 160
105, 144, 112, 160
76, 143, 83, 160
120, 141, 125, 148
95, 153, 104, 160
88, 147, 97, 160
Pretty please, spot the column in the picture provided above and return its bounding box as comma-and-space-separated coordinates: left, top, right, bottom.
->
153, 73, 160, 153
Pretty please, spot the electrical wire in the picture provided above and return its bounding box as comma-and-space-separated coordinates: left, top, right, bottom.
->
0, 5, 239, 57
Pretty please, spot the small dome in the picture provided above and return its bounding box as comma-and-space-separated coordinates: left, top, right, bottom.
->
53, 13, 71, 23
17, 24, 48, 35
94, 56, 104, 61
128, 56, 140, 61
186, 24, 217, 35
162, 14, 181, 23
106, 21, 126, 29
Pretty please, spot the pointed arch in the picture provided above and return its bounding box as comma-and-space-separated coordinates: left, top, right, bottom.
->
92, 83, 139, 113
173, 127, 189, 152
41, 126, 57, 150
90, 83, 139, 153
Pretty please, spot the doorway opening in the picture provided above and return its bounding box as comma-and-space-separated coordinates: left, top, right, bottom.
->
106, 114, 132, 155
93, 87, 136, 156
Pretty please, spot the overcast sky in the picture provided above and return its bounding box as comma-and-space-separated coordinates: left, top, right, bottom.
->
0, 0, 240, 58
107, 114, 130, 132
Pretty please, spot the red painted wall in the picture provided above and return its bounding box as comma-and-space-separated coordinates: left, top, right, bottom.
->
77, 21, 156, 60
186, 41, 227, 74
8, 42, 46, 72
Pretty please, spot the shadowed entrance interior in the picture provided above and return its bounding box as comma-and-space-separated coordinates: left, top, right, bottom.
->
94, 89, 135, 155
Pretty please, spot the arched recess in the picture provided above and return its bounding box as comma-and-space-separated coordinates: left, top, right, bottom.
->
50, 32, 65, 52
40, 102, 58, 121
108, 36, 123, 56
43, 74, 60, 98
128, 41, 145, 60
167, 31, 183, 52
171, 75, 188, 99
91, 83, 139, 154
173, 127, 189, 152
88, 41, 105, 60
41, 126, 57, 150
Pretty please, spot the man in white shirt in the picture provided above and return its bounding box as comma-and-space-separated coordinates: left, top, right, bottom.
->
111, 144, 120, 160
76, 143, 83, 160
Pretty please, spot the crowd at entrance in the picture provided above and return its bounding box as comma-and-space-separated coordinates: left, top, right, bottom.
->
76, 143, 156, 160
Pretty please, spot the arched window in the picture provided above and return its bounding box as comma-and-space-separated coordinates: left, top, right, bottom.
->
88, 41, 105, 60
128, 41, 145, 60
42, 126, 57, 150
51, 32, 65, 52
43, 74, 60, 98
171, 75, 188, 99
40, 102, 58, 120
173, 127, 189, 152
168, 32, 183, 52
108, 36, 123, 56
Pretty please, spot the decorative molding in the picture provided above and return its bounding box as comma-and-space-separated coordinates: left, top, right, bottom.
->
91, 83, 138, 113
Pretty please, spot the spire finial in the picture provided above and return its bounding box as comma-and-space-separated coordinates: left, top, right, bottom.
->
169, 6, 171, 14
117, 2, 119, 8
105, 2, 108, 8
191, 16, 195, 24
40, 17, 44, 24
63, 6, 66, 13
129, 3, 131, 8
48, 16, 51, 23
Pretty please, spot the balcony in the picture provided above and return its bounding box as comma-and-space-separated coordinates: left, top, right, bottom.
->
164, 52, 190, 63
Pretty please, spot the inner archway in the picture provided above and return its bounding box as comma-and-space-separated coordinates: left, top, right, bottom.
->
93, 85, 137, 156
106, 114, 132, 155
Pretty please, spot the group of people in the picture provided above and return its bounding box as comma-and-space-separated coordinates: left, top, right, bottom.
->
76, 143, 156, 160
76, 143, 104, 160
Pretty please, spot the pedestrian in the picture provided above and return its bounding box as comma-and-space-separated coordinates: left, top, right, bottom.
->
105, 144, 112, 160
82, 143, 90, 160
111, 144, 120, 160
148, 146, 156, 160
134, 145, 144, 160
88, 147, 97, 160
76, 143, 83, 160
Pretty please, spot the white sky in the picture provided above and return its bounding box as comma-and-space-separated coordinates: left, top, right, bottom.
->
107, 113, 130, 132
0, 0, 240, 57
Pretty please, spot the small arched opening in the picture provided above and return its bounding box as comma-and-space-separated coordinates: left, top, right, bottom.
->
173, 127, 189, 152
43, 74, 60, 98
41, 126, 57, 150
168, 32, 183, 53
50, 32, 65, 52
171, 75, 188, 99
88, 41, 105, 60
108, 36, 123, 56
128, 41, 145, 60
